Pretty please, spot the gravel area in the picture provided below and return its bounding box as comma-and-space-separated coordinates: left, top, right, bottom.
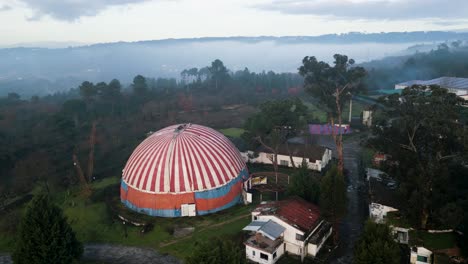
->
0, 244, 181, 264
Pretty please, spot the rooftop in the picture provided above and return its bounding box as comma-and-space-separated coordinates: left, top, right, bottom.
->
243, 220, 286, 240
396, 77, 468, 91
253, 197, 321, 233
244, 233, 283, 254
258, 143, 329, 162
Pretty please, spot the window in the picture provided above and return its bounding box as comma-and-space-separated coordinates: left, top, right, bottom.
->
417, 255, 428, 263
254, 216, 258, 220
280, 160, 289, 166
296, 233, 305, 241
252, 250, 255, 256
273, 252, 277, 259
260, 253, 268, 260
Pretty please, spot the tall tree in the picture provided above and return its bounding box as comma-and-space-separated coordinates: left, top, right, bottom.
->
299, 54, 366, 173
13, 195, 83, 264
288, 162, 320, 203
132, 75, 148, 96
372, 85, 464, 228
79, 81, 97, 101
101, 79, 121, 115
354, 221, 400, 264
209, 59, 229, 90
320, 164, 347, 241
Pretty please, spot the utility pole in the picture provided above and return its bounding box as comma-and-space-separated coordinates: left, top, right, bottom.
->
348, 97, 353, 124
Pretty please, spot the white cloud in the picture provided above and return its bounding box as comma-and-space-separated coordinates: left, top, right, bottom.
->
0, 4, 11, 11
18, 0, 154, 21
255, 0, 468, 20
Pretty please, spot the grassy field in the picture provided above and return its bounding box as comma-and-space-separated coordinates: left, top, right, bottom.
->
303, 101, 327, 123
0, 176, 255, 261
219, 127, 245, 138
304, 99, 368, 124
410, 230, 457, 250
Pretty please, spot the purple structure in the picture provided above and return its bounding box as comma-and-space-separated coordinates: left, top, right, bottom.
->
309, 124, 352, 135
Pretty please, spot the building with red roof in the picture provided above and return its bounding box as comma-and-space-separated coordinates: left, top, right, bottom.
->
243, 197, 332, 263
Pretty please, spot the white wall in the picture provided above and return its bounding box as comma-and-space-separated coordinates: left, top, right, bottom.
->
307, 225, 333, 257
245, 243, 284, 264
256, 215, 306, 257
242, 149, 331, 172
410, 247, 432, 264
369, 202, 398, 223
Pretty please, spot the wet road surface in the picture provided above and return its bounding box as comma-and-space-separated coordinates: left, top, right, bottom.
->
314, 135, 368, 264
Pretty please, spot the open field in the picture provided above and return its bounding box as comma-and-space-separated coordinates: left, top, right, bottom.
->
0, 175, 255, 261
219, 127, 245, 138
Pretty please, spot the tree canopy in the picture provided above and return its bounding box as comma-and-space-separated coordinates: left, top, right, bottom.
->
13, 194, 83, 264
320, 164, 347, 224
353, 221, 400, 264
371, 85, 465, 228
287, 162, 320, 203
186, 237, 245, 264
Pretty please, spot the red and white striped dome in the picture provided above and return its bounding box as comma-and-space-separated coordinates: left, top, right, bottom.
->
122, 124, 246, 194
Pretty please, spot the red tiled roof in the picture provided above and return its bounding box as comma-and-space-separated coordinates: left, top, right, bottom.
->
255, 197, 321, 232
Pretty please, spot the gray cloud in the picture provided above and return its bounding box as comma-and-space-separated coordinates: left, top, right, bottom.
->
19, 0, 152, 21
255, 0, 468, 20
0, 5, 12, 11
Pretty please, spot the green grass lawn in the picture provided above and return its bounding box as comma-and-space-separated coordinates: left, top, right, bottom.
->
219, 128, 245, 138
0, 176, 255, 260
303, 101, 327, 123
410, 230, 457, 250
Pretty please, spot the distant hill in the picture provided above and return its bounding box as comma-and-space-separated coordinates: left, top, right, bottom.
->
1, 30, 468, 97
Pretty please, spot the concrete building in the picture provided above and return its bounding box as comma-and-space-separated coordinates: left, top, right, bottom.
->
410, 247, 434, 264
241, 144, 332, 172
243, 197, 332, 263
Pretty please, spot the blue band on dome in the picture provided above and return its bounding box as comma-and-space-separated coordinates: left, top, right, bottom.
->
194, 168, 247, 200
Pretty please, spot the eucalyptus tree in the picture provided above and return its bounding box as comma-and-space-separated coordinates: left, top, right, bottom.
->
299, 54, 366, 173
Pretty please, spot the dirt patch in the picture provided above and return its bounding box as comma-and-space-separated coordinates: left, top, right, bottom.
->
83, 244, 181, 264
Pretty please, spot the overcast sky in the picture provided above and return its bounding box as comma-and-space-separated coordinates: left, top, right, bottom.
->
1, 0, 468, 46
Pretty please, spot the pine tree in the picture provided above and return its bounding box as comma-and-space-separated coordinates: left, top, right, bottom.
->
12, 194, 83, 264
354, 221, 400, 264
320, 164, 347, 240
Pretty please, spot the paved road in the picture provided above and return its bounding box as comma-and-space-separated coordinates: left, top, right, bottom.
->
315, 135, 368, 264
0, 244, 181, 264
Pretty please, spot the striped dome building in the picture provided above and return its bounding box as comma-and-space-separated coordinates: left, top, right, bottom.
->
120, 123, 249, 217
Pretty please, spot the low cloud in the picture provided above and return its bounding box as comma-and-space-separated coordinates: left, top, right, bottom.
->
19, 0, 152, 21
0, 5, 11, 11
255, 0, 468, 20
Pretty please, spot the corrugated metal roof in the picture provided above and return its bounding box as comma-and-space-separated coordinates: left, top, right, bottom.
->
253, 197, 321, 233
396, 77, 468, 90
258, 220, 286, 240
243, 221, 268, 231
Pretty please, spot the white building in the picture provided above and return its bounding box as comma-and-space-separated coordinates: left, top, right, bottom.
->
410, 247, 433, 264
243, 197, 332, 263
362, 110, 373, 127
395, 77, 468, 97
241, 144, 332, 172
367, 169, 411, 244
